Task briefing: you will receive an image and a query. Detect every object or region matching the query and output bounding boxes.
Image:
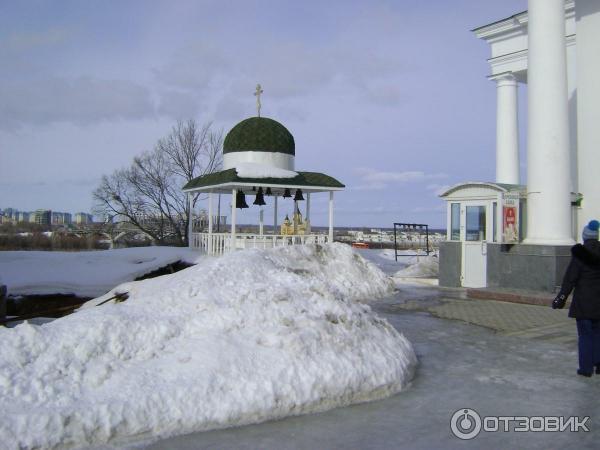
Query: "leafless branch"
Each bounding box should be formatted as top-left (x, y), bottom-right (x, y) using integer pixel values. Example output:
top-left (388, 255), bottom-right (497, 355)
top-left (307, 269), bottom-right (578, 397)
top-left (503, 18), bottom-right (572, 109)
top-left (93, 120), bottom-right (222, 245)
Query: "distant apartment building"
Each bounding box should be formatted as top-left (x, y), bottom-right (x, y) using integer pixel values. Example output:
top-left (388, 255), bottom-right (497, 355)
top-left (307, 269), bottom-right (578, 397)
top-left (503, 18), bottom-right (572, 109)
top-left (1, 207), bottom-right (96, 225)
top-left (18, 211), bottom-right (30, 223)
top-left (51, 211), bottom-right (72, 225)
top-left (74, 212), bottom-right (93, 224)
top-left (2, 208), bottom-right (18, 221)
top-left (33, 209), bottom-right (52, 225)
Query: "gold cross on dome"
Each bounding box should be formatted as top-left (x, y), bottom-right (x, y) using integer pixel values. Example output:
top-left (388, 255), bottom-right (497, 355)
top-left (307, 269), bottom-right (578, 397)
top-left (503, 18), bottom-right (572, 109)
top-left (254, 84), bottom-right (263, 117)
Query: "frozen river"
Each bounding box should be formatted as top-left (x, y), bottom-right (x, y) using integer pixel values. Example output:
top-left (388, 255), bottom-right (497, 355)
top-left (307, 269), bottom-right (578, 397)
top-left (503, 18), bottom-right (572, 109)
top-left (142, 250), bottom-right (600, 449)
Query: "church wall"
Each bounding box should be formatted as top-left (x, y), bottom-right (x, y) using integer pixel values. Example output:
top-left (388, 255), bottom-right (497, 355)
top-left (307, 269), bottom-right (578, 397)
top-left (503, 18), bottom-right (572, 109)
top-left (490, 33), bottom-right (528, 59)
top-left (567, 33), bottom-right (578, 243)
top-left (576, 0), bottom-right (600, 234)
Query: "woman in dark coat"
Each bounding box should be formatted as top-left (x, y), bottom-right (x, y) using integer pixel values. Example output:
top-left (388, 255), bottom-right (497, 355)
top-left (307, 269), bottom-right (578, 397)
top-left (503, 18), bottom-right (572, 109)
top-left (553, 220), bottom-right (600, 377)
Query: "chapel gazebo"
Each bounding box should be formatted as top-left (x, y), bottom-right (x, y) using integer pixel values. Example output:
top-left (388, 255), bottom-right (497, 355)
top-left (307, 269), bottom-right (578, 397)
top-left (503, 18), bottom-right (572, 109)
top-left (183, 111), bottom-right (344, 255)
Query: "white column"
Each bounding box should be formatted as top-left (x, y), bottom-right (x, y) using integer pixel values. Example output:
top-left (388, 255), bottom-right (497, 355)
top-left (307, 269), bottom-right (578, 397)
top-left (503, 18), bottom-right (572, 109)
top-left (306, 193), bottom-right (311, 233)
top-left (328, 191), bottom-right (334, 243)
top-left (259, 209), bottom-right (264, 236)
top-left (208, 192), bottom-right (213, 254)
top-left (231, 189), bottom-right (237, 251)
top-left (273, 196), bottom-right (278, 234)
top-left (524, 0), bottom-right (573, 245)
top-left (187, 192), bottom-right (193, 249)
top-left (495, 74), bottom-right (520, 185)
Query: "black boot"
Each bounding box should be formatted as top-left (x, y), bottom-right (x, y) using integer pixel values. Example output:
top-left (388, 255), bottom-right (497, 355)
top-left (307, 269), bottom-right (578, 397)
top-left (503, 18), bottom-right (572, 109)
top-left (578, 369), bottom-right (593, 377)
top-left (595, 364), bottom-right (600, 375)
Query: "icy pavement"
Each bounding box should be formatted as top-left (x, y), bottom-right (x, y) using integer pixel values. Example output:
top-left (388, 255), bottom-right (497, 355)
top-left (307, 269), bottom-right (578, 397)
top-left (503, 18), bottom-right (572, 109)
top-left (146, 250), bottom-right (600, 450)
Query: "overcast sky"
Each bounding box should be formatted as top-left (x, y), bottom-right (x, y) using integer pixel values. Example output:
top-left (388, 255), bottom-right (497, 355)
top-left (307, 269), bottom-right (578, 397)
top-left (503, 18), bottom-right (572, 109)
top-left (0, 0), bottom-right (528, 228)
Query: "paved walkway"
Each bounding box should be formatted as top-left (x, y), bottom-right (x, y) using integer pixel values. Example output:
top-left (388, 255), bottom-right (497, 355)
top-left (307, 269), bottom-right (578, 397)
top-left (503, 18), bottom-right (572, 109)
top-left (388, 286), bottom-right (575, 345)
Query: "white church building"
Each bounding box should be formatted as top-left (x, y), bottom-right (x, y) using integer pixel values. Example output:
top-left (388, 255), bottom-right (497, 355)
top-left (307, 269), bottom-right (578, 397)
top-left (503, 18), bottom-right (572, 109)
top-left (439, 0), bottom-right (600, 291)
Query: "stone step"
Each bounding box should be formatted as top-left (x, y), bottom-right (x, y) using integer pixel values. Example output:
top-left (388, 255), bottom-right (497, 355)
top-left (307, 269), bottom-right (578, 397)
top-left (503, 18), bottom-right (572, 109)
top-left (466, 287), bottom-right (563, 307)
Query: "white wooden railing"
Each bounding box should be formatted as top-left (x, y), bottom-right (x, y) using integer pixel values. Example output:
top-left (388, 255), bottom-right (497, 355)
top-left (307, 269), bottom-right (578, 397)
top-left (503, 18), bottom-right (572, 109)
top-left (191, 232), bottom-right (329, 255)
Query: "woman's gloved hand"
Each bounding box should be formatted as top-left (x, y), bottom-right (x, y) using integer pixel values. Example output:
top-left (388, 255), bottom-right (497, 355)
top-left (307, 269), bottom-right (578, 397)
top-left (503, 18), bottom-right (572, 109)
top-left (552, 294), bottom-right (567, 309)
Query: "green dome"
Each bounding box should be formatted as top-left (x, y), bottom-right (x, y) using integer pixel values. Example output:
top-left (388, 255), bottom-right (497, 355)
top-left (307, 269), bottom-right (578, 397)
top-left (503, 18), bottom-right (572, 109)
top-left (223, 117), bottom-right (295, 155)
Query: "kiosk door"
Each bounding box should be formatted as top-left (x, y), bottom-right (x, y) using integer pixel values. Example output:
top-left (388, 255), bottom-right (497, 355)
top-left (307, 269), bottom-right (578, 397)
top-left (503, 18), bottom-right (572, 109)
top-left (462, 205), bottom-right (487, 288)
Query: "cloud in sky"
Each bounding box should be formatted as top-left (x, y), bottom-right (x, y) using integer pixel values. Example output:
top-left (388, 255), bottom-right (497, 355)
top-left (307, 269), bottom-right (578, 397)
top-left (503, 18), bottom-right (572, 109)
top-left (412, 204), bottom-right (447, 213)
top-left (426, 183), bottom-right (452, 196)
top-left (3, 28), bottom-right (71, 52)
top-left (353, 168), bottom-right (447, 191)
top-left (149, 30), bottom-right (409, 125)
top-left (0, 77), bottom-right (155, 130)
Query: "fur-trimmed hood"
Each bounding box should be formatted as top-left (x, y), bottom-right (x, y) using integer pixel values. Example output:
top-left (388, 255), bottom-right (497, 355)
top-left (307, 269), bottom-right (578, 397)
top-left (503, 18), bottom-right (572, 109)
top-left (572, 240), bottom-right (600, 266)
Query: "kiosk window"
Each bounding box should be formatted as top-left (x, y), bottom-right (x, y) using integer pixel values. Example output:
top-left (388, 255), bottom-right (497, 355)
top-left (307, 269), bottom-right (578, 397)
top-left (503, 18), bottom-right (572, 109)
top-left (466, 206), bottom-right (486, 241)
top-left (451, 203), bottom-right (460, 240)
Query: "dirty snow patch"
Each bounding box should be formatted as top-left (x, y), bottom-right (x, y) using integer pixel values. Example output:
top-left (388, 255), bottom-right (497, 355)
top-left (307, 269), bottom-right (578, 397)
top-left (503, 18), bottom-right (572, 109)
top-left (394, 255), bottom-right (439, 278)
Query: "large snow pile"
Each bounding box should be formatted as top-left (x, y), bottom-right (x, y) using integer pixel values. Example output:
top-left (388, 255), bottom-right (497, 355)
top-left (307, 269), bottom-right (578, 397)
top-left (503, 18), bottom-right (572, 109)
top-left (0, 247), bottom-right (202, 297)
top-left (394, 255), bottom-right (439, 278)
top-left (0, 243), bottom-right (416, 449)
top-left (235, 162), bottom-right (298, 179)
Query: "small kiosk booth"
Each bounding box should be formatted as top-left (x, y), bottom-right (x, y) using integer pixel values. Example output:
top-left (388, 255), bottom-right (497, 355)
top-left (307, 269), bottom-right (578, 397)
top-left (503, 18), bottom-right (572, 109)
top-left (439, 182), bottom-right (581, 291)
top-left (439, 182), bottom-right (526, 288)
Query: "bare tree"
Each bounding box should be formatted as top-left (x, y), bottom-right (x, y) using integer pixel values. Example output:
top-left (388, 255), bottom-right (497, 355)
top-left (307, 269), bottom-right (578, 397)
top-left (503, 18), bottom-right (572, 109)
top-left (93, 120), bottom-right (222, 245)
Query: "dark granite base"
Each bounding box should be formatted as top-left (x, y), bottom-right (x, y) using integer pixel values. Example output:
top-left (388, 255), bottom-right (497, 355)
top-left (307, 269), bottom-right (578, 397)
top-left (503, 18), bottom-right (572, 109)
top-left (439, 241), bottom-right (462, 288)
top-left (439, 242), bottom-right (573, 294)
top-left (486, 243), bottom-right (572, 293)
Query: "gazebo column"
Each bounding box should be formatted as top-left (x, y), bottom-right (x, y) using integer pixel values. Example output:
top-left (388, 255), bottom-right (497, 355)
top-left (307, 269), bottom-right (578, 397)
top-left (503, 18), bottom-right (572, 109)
top-left (494, 73), bottom-right (520, 185)
top-left (328, 191), bottom-right (334, 243)
top-left (187, 192), bottom-right (193, 249)
top-left (524, 0), bottom-right (573, 245)
top-left (230, 188), bottom-right (237, 252)
top-left (273, 196), bottom-right (278, 234)
top-left (259, 209), bottom-right (264, 236)
top-left (293, 200), bottom-right (298, 234)
top-left (208, 192), bottom-right (213, 254)
top-left (306, 193), bottom-right (311, 233)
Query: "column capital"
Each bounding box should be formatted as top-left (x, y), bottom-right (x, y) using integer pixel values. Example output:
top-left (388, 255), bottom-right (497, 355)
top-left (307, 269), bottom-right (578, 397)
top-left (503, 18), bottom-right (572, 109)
top-left (490, 72), bottom-right (518, 87)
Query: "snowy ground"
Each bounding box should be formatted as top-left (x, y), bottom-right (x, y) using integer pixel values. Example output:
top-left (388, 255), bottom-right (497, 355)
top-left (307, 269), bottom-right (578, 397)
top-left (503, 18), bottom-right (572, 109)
top-left (0, 244), bottom-right (416, 449)
top-left (355, 249), bottom-right (439, 281)
top-left (377, 248), bottom-right (431, 262)
top-left (393, 256), bottom-right (438, 279)
top-left (150, 251), bottom-right (600, 450)
top-left (0, 247), bottom-right (202, 297)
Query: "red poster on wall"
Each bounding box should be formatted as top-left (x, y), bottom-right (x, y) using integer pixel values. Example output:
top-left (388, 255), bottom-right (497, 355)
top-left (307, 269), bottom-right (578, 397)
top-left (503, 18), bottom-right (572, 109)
top-left (502, 194), bottom-right (519, 243)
